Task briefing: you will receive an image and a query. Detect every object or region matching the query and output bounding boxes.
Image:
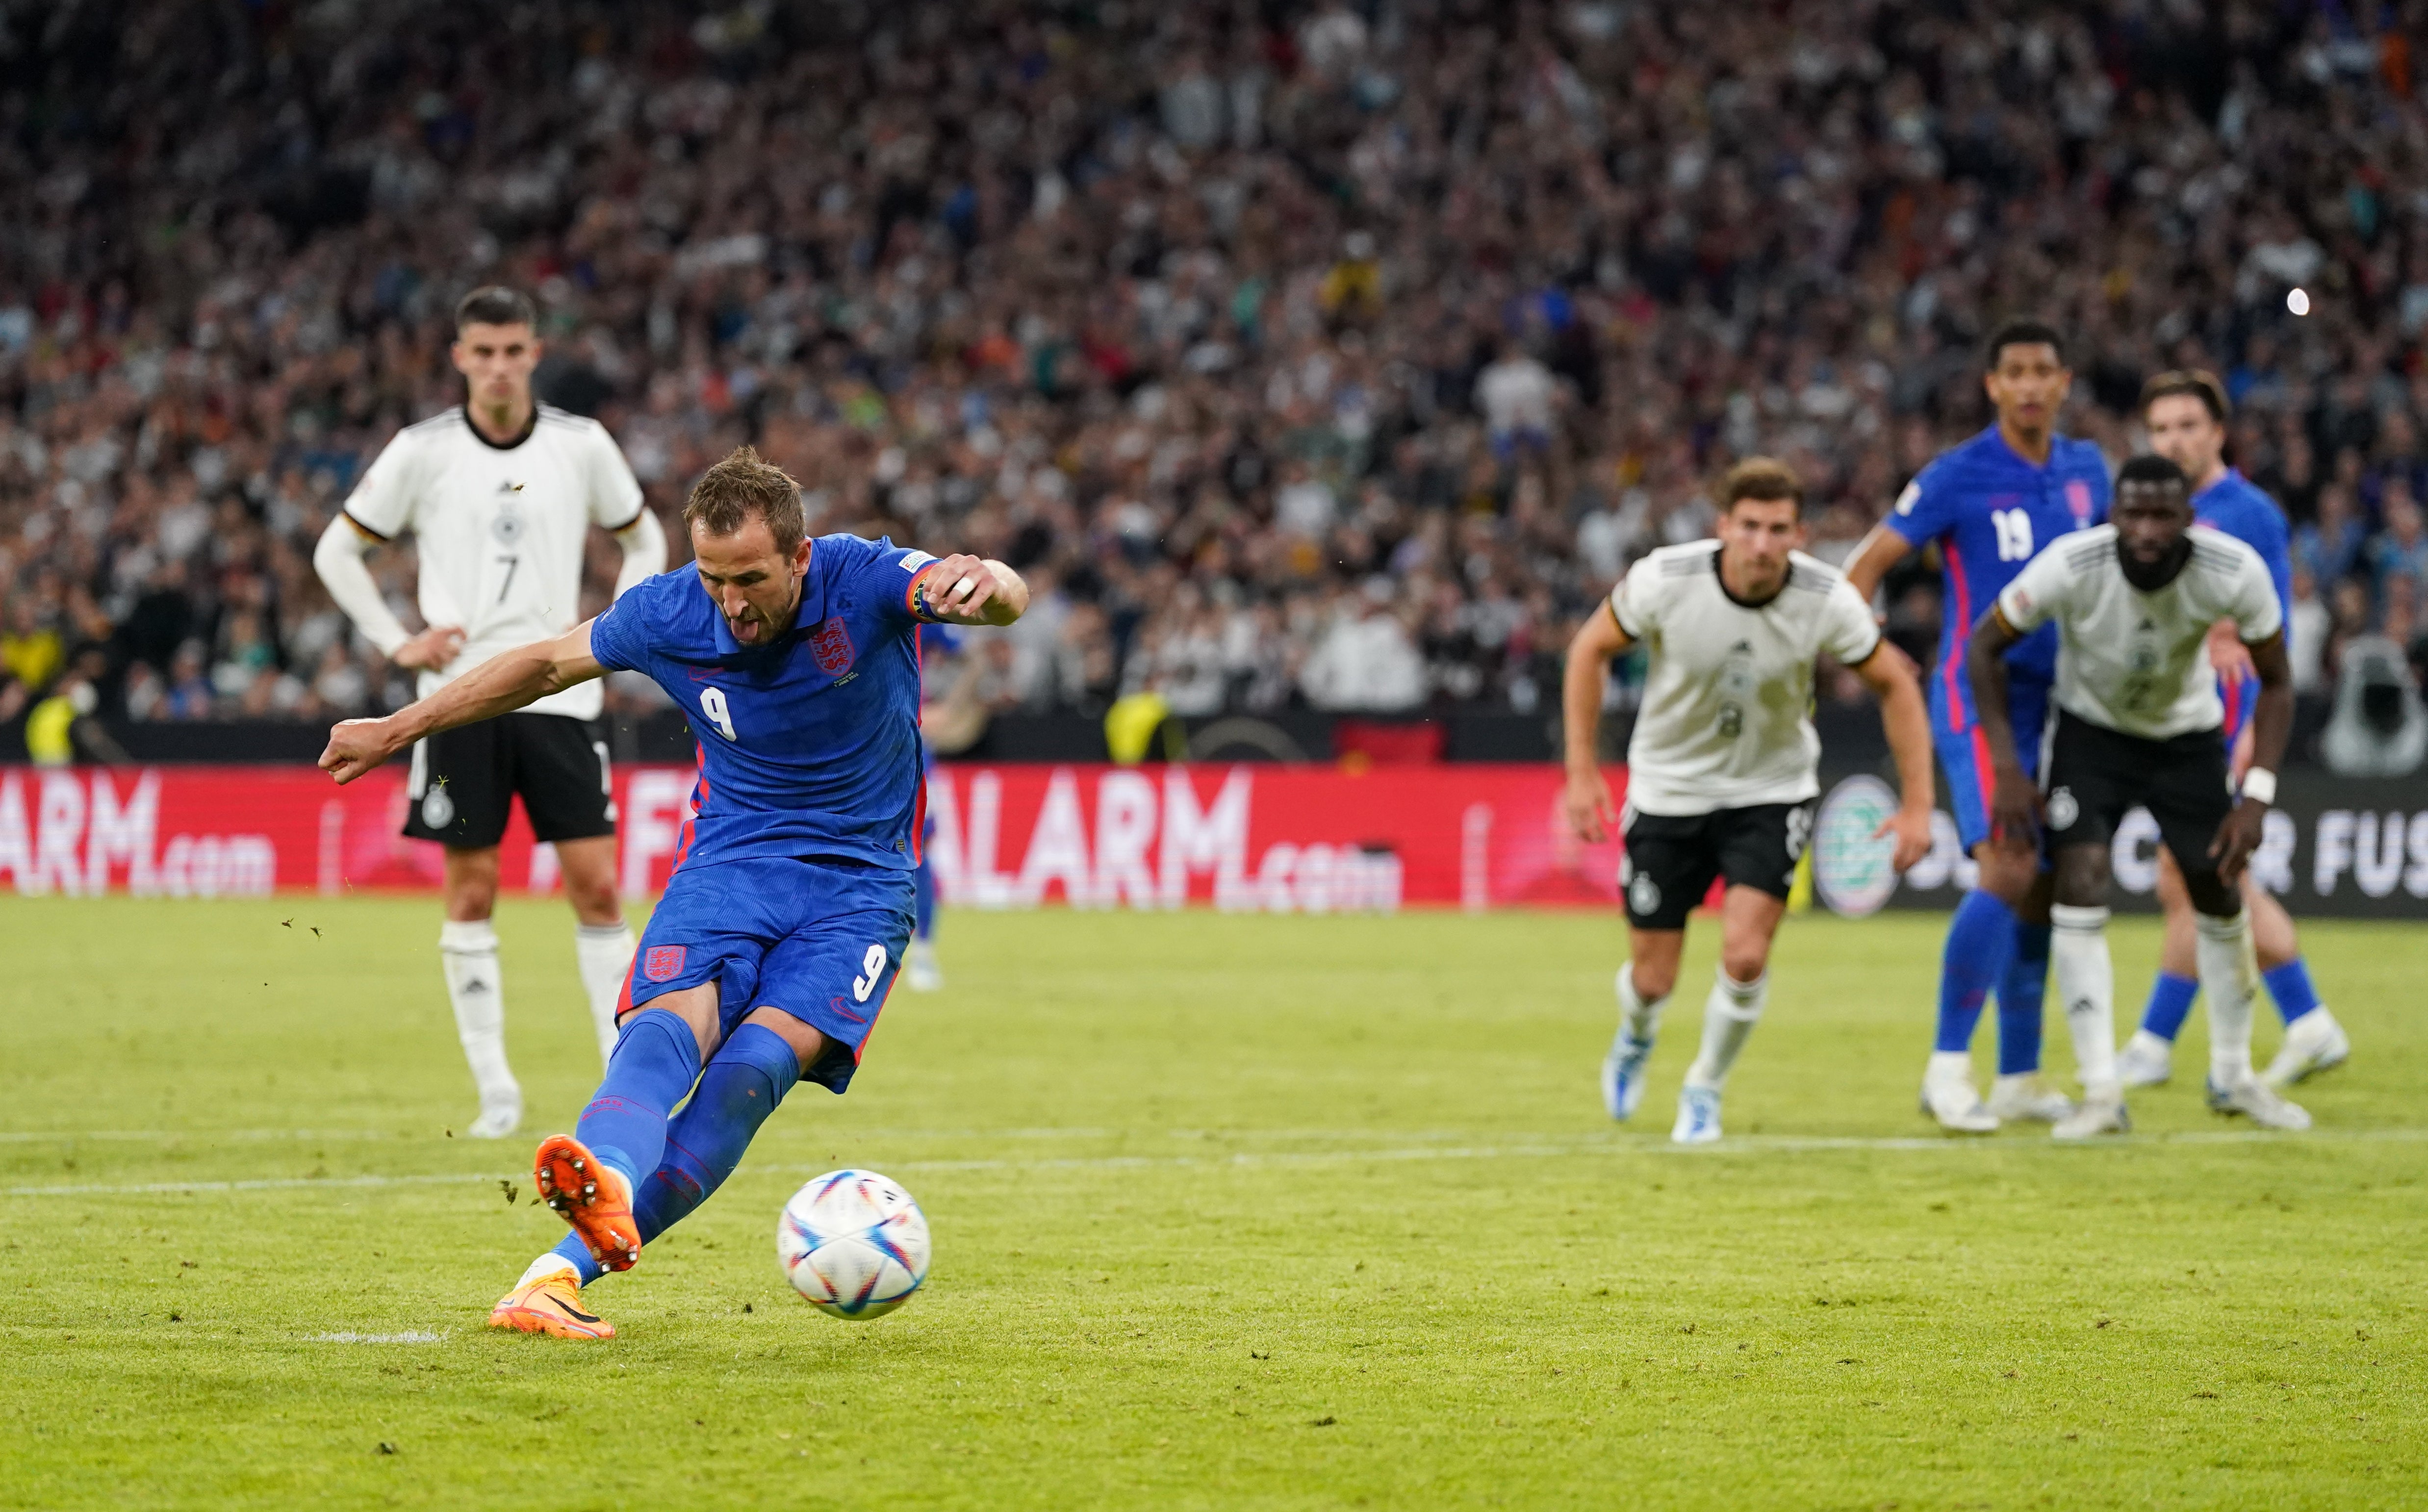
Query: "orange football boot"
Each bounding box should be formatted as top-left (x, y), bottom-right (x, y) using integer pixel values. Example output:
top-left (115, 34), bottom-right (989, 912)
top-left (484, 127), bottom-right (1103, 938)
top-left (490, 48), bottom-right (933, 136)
top-left (533, 1134), bottom-right (641, 1271)
top-left (487, 1269), bottom-right (614, 1339)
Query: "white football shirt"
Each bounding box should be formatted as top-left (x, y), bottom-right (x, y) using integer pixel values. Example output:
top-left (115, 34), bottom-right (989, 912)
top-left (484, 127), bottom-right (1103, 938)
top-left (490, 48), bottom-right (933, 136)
top-left (1995, 523), bottom-right (2282, 740)
top-left (344, 405), bottom-right (645, 720)
top-left (1610, 541), bottom-right (1884, 816)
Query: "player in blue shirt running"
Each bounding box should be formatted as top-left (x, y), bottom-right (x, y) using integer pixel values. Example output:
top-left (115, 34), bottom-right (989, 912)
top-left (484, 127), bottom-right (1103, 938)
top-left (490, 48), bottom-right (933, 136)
top-left (320, 446), bottom-right (1027, 1339)
top-left (2116, 371), bottom-right (2350, 1090)
top-left (1844, 320), bottom-right (2111, 1133)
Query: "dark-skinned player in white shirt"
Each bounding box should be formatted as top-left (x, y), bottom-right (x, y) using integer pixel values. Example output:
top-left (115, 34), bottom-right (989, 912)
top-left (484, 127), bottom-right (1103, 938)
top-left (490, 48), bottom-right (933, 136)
top-left (1968, 455), bottom-right (2307, 1138)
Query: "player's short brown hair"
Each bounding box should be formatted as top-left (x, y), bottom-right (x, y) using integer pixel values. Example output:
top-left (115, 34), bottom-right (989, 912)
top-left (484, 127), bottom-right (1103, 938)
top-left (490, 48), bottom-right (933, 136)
top-left (454, 285), bottom-right (537, 332)
top-left (685, 446), bottom-right (806, 555)
top-left (2138, 368), bottom-right (2230, 424)
top-left (1720, 456), bottom-right (1803, 515)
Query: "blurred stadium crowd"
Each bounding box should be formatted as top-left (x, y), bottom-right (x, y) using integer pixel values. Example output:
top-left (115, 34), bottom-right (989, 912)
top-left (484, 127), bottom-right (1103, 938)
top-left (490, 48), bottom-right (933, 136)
top-left (3, 0), bottom-right (2428, 736)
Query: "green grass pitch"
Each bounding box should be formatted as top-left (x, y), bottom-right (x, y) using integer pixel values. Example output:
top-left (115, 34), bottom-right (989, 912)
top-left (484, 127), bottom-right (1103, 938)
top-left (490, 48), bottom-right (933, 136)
top-left (2, 897), bottom-right (2422, 1510)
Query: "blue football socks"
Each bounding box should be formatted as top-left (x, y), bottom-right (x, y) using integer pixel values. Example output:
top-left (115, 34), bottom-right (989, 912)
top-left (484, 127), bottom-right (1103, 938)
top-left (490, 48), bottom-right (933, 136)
top-left (549, 1023), bottom-right (799, 1286)
top-left (2139, 971), bottom-right (2199, 1043)
top-left (2262, 958), bottom-right (2322, 1027)
top-left (2127, 956), bottom-right (2320, 1042)
top-left (1994, 922), bottom-right (2050, 1076)
top-left (1935, 889), bottom-right (2018, 1054)
top-left (636, 1024), bottom-right (800, 1240)
top-left (548, 1229), bottom-right (605, 1284)
top-left (573, 1007), bottom-right (702, 1194)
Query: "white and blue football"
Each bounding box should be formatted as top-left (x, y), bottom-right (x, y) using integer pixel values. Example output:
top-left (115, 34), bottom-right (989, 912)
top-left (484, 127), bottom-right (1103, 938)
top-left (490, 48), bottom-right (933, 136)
top-left (776, 1169), bottom-right (931, 1319)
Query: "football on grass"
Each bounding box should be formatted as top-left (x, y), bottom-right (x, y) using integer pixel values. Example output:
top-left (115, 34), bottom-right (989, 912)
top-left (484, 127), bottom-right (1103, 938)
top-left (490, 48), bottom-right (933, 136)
top-left (777, 1169), bottom-right (931, 1319)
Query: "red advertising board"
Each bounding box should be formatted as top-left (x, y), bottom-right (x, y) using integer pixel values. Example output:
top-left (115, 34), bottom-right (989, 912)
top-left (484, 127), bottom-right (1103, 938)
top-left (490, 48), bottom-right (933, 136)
top-left (921, 764), bottom-right (1631, 911)
top-left (11, 762), bottom-right (2424, 915)
top-left (0, 763), bottom-right (1633, 909)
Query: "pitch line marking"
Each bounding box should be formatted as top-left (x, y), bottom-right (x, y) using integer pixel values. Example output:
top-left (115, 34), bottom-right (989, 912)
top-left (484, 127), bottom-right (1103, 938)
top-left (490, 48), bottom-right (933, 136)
top-left (6, 1126), bottom-right (2423, 1199)
top-left (311, 1331), bottom-right (448, 1344)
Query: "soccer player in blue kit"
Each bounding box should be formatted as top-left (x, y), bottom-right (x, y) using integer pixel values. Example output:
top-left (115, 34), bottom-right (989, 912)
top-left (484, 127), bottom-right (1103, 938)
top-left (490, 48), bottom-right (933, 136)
top-left (319, 447), bottom-right (1027, 1338)
top-left (1843, 322), bottom-right (2111, 1132)
top-left (2116, 371), bottom-right (2350, 1089)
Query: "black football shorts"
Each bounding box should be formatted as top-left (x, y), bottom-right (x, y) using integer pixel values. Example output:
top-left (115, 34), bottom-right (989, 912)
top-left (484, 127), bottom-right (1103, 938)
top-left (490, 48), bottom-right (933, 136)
top-left (2039, 708), bottom-right (2231, 873)
top-left (1619, 799), bottom-right (1815, 930)
top-left (403, 713), bottom-right (617, 849)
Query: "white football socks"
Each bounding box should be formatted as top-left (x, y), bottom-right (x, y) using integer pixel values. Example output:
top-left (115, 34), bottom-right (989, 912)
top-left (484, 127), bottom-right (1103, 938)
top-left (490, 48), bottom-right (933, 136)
top-left (2195, 910), bottom-right (2259, 1085)
top-left (518, 1252), bottom-right (579, 1288)
top-left (1616, 962), bottom-right (1668, 1043)
top-left (439, 919), bottom-right (520, 1124)
top-left (574, 921), bottom-right (638, 1067)
top-left (2050, 904), bottom-right (2119, 1098)
top-left (1683, 968), bottom-right (1765, 1091)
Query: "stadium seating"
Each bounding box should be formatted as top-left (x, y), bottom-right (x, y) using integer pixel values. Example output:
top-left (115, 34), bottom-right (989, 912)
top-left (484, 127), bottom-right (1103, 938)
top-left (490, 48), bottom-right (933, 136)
top-left (0, 2), bottom-right (2424, 742)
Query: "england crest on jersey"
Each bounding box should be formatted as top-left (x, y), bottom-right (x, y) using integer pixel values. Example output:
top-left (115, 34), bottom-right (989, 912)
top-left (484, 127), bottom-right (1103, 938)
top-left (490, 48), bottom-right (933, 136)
top-left (810, 616), bottom-right (856, 675)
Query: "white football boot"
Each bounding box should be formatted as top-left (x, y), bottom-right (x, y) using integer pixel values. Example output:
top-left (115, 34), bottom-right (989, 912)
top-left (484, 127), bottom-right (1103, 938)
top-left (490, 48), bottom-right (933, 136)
top-left (2262, 1009), bottom-right (2350, 1086)
top-left (1671, 1085), bottom-right (1723, 1145)
top-left (903, 938), bottom-right (944, 993)
top-left (1918, 1052), bottom-right (1998, 1133)
top-left (2051, 1091), bottom-right (2130, 1140)
top-left (1987, 1073), bottom-right (2074, 1123)
top-left (2206, 1073), bottom-right (2312, 1131)
top-left (466, 1093), bottom-right (523, 1140)
top-left (1602, 1029), bottom-right (1655, 1121)
top-left (2115, 1030), bottom-right (2173, 1088)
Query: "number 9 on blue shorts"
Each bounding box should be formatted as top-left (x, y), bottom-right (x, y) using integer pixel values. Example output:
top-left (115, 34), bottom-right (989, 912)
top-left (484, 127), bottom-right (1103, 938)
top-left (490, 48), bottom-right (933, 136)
top-left (622, 856), bottom-right (917, 1094)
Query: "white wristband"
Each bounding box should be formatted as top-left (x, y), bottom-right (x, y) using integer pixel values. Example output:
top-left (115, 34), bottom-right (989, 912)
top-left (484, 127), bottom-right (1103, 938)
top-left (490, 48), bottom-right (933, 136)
top-left (2240, 767), bottom-right (2277, 806)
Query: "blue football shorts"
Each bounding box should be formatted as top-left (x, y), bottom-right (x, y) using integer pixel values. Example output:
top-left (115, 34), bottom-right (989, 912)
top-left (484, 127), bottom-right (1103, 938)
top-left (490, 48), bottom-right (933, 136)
top-left (1937, 678), bottom-right (2049, 854)
top-left (619, 855), bottom-right (916, 1094)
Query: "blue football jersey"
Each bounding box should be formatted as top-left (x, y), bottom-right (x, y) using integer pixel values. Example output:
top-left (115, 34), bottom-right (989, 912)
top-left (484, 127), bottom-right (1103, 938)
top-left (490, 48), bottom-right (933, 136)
top-left (589, 533), bottom-right (940, 871)
top-left (2193, 467), bottom-right (2294, 744)
top-left (2193, 468), bottom-right (2293, 632)
top-left (1884, 426), bottom-right (2111, 732)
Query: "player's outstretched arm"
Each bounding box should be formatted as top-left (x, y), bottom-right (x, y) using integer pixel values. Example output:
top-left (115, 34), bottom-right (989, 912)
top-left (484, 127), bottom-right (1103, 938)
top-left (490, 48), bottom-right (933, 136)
top-left (913, 554), bottom-right (1029, 627)
top-left (318, 620), bottom-right (607, 785)
top-left (1964, 607), bottom-right (2039, 851)
top-left (1848, 645), bottom-right (1936, 871)
top-left (1560, 603), bottom-right (1633, 843)
top-left (2210, 631), bottom-right (2293, 883)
